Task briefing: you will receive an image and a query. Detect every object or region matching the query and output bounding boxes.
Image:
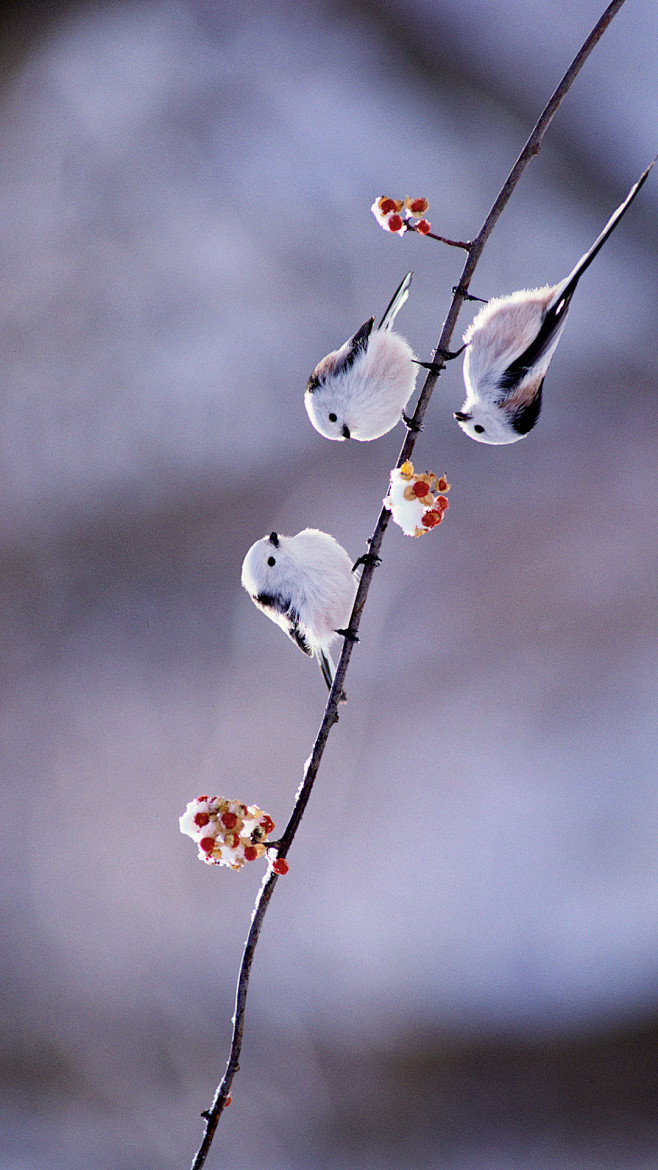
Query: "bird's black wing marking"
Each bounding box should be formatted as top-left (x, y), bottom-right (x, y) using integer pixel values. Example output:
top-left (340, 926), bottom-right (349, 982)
top-left (509, 379), bottom-right (544, 435)
top-left (254, 590), bottom-right (290, 617)
top-left (305, 372), bottom-right (320, 394)
top-left (497, 293), bottom-right (572, 394)
top-left (288, 619), bottom-right (313, 657)
top-left (255, 592), bottom-right (313, 658)
top-left (335, 317), bottom-right (375, 374)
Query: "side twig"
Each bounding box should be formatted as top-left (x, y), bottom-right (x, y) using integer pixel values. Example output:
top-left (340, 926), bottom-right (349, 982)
top-left (190, 3), bottom-right (627, 1165)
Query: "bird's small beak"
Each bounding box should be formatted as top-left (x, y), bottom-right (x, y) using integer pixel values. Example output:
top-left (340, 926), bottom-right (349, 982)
top-left (342, 424), bottom-right (351, 440)
top-left (454, 410), bottom-right (472, 422)
top-left (269, 531), bottom-right (279, 547)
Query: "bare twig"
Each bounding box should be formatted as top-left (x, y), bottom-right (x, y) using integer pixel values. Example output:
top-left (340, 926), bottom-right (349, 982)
top-left (189, 3), bottom-right (627, 1165)
top-left (407, 222), bottom-right (472, 250)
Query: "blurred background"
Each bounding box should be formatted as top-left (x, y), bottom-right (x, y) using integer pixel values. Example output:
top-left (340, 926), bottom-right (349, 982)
top-left (1, 1), bottom-right (657, 1167)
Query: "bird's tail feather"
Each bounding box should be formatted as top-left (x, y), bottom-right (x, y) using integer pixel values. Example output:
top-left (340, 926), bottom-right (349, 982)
top-left (379, 271), bottom-right (413, 331)
top-left (317, 649), bottom-right (347, 702)
top-left (550, 156), bottom-right (656, 311)
top-left (318, 649), bottom-right (335, 690)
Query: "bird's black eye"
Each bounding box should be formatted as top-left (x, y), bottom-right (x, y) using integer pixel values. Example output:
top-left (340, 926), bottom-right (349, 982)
top-left (267, 556), bottom-right (276, 567)
top-left (474, 424), bottom-right (485, 434)
top-left (328, 412), bottom-right (338, 423)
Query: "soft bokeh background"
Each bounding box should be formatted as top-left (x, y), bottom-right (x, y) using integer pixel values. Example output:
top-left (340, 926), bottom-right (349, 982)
top-left (1, 1), bottom-right (657, 1167)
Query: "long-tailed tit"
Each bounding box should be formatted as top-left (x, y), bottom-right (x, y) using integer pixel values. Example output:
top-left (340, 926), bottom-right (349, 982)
top-left (304, 272), bottom-right (418, 441)
top-left (241, 528), bottom-right (358, 690)
top-left (449, 157), bottom-right (655, 445)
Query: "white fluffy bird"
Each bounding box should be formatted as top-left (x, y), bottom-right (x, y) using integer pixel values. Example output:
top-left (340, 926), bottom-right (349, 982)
top-left (451, 157), bottom-right (656, 445)
top-left (304, 272), bottom-right (418, 441)
top-left (241, 528), bottom-right (358, 689)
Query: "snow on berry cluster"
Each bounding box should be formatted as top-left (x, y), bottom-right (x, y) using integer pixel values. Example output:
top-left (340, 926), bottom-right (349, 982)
top-left (179, 796), bottom-right (276, 869)
top-left (383, 460), bottom-right (450, 537)
top-left (371, 196), bottom-right (431, 236)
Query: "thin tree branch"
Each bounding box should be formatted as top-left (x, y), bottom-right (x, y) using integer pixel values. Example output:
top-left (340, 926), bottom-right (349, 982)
top-left (189, 3), bottom-right (627, 1164)
top-left (407, 223), bottom-right (472, 250)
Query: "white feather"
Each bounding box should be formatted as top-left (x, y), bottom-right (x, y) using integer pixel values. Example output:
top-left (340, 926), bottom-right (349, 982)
top-left (305, 330), bottom-right (417, 441)
top-left (241, 528), bottom-right (357, 670)
top-left (305, 274), bottom-right (418, 442)
top-left (454, 158), bottom-right (655, 446)
top-left (462, 287), bottom-right (556, 399)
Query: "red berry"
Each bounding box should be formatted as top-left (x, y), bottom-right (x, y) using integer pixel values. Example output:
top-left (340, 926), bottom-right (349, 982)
top-left (272, 858), bottom-right (289, 875)
top-left (415, 219), bottom-right (431, 234)
top-left (225, 1094), bottom-right (232, 1107)
top-left (436, 495), bottom-right (449, 511)
top-left (194, 812), bottom-right (210, 828)
top-left (199, 837), bottom-right (215, 853)
top-left (221, 811), bottom-right (238, 830)
top-left (260, 815), bottom-right (275, 835)
top-left (380, 198), bottom-right (396, 214)
top-left (388, 214), bottom-right (403, 233)
top-left (436, 478), bottom-right (448, 491)
top-left (197, 795), bottom-right (208, 802)
top-left (412, 480), bottom-right (430, 497)
top-left (244, 845), bottom-right (258, 862)
top-left (421, 510), bottom-right (443, 528)
top-left (227, 833), bottom-right (240, 848)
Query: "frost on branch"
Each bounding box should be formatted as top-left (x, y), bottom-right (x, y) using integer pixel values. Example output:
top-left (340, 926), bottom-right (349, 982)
top-left (384, 460), bottom-right (450, 537)
top-left (180, 796), bottom-right (275, 869)
top-left (371, 195), bottom-right (431, 236)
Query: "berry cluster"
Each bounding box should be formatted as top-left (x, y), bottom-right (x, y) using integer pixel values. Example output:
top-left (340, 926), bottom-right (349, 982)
top-left (383, 460), bottom-right (450, 537)
top-left (371, 196), bottom-right (431, 236)
top-left (179, 795), bottom-right (287, 871)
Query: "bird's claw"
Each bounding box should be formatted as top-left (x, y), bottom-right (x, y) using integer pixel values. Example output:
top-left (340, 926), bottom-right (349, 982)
top-left (413, 346), bottom-right (466, 374)
top-left (336, 627), bottom-right (359, 643)
top-left (402, 412), bottom-right (423, 433)
top-left (414, 344), bottom-right (466, 373)
top-left (452, 285), bottom-right (488, 304)
top-left (352, 553), bottom-right (381, 572)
